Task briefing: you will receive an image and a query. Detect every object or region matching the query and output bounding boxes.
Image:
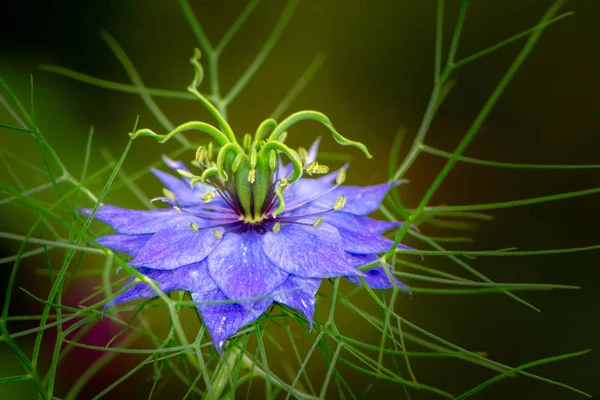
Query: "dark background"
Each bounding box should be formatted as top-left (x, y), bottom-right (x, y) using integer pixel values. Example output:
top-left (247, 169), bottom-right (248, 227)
top-left (1, 1), bottom-right (598, 399)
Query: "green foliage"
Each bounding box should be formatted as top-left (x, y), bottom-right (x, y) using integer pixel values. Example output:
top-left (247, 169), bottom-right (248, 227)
top-left (0, 0), bottom-right (594, 398)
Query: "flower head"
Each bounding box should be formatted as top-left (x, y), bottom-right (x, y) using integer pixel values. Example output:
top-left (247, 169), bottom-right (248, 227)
top-left (84, 50), bottom-right (410, 352)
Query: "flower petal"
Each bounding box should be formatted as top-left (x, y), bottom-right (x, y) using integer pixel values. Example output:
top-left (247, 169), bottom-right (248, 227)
top-left (343, 253), bottom-right (410, 292)
top-left (262, 223), bottom-right (359, 277)
top-left (110, 261), bottom-right (217, 305)
top-left (130, 221), bottom-right (223, 270)
top-left (207, 232), bottom-right (288, 310)
top-left (96, 234), bottom-right (152, 257)
top-left (272, 275), bottom-right (320, 328)
top-left (325, 212), bottom-right (401, 234)
top-left (284, 180), bottom-right (403, 216)
top-left (305, 137), bottom-right (321, 165)
top-left (193, 289), bottom-right (271, 353)
top-left (81, 206), bottom-right (188, 234)
top-left (345, 266), bottom-right (410, 292)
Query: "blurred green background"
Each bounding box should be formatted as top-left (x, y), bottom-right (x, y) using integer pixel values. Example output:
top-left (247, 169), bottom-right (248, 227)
top-left (1, 0), bottom-right (599, 398)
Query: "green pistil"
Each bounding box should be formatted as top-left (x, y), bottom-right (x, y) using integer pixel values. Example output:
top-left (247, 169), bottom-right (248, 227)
top-left (129, 49), bottom-right (373, 221)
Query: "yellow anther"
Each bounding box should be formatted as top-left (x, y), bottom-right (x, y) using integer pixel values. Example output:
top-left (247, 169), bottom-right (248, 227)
top-left (313, 216), bottom-right (323, 227)
top-left (202, 191), bottom-right (216, 203)
top-left (268, 150), bottom-right (277, 171)
top-left (306, 161), bottom-right (318, 175)
top-left (243, 133), bottom-right (252, 150)
top-left (333, 196), bottom-right (346, 211)
top-left (177, 169), bottom-right (196, 179)
top-left (196, 146), bottom-right (206, 164)
top-left (213, 230), bottom-right (223, 239)
top-left (273, 222), bottom-right (281, 233)
top-left (314, 165), bottom-right (329, 174)
top-left (306, 161), bottom-right (328, 175)
top-left (207, 142), bottom-right (214, 160)
top-left (174, 206), bottom-right (182, 212)
top-left (190, 222), bottom-right (199, 232)
top-left (298, 147), bottom-right (308, 162)
top-left (280, 178), bottom-right (290, 188)
top-left (336, 168), bottom-right (346, 185)
top-left (248, 169), bottom-right (256, 184)
top-left (162, 188), bottom-right (176, 201)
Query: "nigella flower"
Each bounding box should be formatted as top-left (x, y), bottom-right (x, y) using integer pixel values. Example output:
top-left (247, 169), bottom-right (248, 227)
top-left (83, 50), bottom-right (410, 352)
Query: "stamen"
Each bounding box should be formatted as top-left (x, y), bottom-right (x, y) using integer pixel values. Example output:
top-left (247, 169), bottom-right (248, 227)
top-left (336, 168), bottom-right (346, 185)
top-left (177, 169), bottom-right (196, 179)
top-left (213, 230), bottom-right (223, 239)
top-left (190, 222), bottom-right (199, 232)
top-left (298, 147), bottom-right (308, 163)
top-left (162, 188), bottom-right (176, 201)
top-left (248, 169), bottom-right (256, 184)
top-left (196, 146), bottom-right (205, 164)
top-left (312, 216), bottom-right (323, 227)
top-left (272, 222), bottom-right (281, 233)
top-left (207, 141), bottom-right (214, 160)
top-left (203, 191), bottom-right (216, 203)
top-left (268, 150), bottom-right (277, 171)
top-left (333, 196), bottom-right (346, 211)
top-left (306, 161), bottom-right (329, 175)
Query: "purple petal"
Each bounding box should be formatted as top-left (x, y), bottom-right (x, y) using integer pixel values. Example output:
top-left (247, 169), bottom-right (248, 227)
top-left (305, 137), bottom-right (321, 165)
top-left (96, 234), bottom-right (152, 257)
top-left (284, 180), bottom-right (402, 216)
top-left (338, 227), bottom-right (396, 254)
top-left (345, 266), bottom-right (410, 292)
top-left (130, 221), bottom-right (223, 270)
top-left (151, 168), bottom-right (212, 205)
top-left (161, 154), bottom-right (190, 174)
top-left (272, 275), bottom-right (321, 328)
top-left (81, 206), bottom-right (188, 234)
top-left (207, 232), bottom-right (288, 310)
top-left (193, 289), bottom-right (271, 353)
top-left (110, 261), bottom-right (217, 305)
top-left (323, 212), bottom-right (401, 234)
top-left (344, 252), bottom-right (378, 267)
top-left (262, 223), bottom-right (359, 278)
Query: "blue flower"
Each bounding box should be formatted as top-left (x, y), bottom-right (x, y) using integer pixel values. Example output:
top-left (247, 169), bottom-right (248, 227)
top-left (83, 139), bottom-right (410, 352)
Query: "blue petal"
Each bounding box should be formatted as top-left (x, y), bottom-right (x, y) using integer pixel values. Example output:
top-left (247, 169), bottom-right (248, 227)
top-left (284, 180), bottom-right (401, 216)
top-left (344, 252), bottom-right (377, 267)
top-left (193, 289), bottom-right (271, 353)
top-left (343, 253), bottom-right (410, 292)
top-left (323, 212), bottom-right (401, 234)
top-left (305, 137), bottom-right (321, 165)
top-left (81, 206), bottom-right (188, 234)
top-left (150, 168), bottom-right (214, 205)
top-left (345, 266), bottom-right (410, 292)
top-left (262, 223), bottom-right (359, 277)
top-left (96, 234), bottom-right (152, 257)
top-left (130, 221), bottom-right (223, 270)
top-left (272, 275), bottom-right (321, 328)
top-left (161, 154), bottom-right (190, 174)
top-left (110, 261), bottom-right (217, 305)
top-left (207, 232), bottom-right (288, 311)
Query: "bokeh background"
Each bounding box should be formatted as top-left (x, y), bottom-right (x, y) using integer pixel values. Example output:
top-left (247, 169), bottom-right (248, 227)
top-left (1, 0), bottom-right (598, 399)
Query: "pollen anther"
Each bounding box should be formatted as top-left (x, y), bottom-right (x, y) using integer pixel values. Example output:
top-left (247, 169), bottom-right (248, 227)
top-left (190, 222), bottom-right (199, 232)
top-left (333, 196), bottom-right (346, 211)
top-left (162, 188), bottom-right (176, 201)
top-left (202, 191), bottom-right (216, 203)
